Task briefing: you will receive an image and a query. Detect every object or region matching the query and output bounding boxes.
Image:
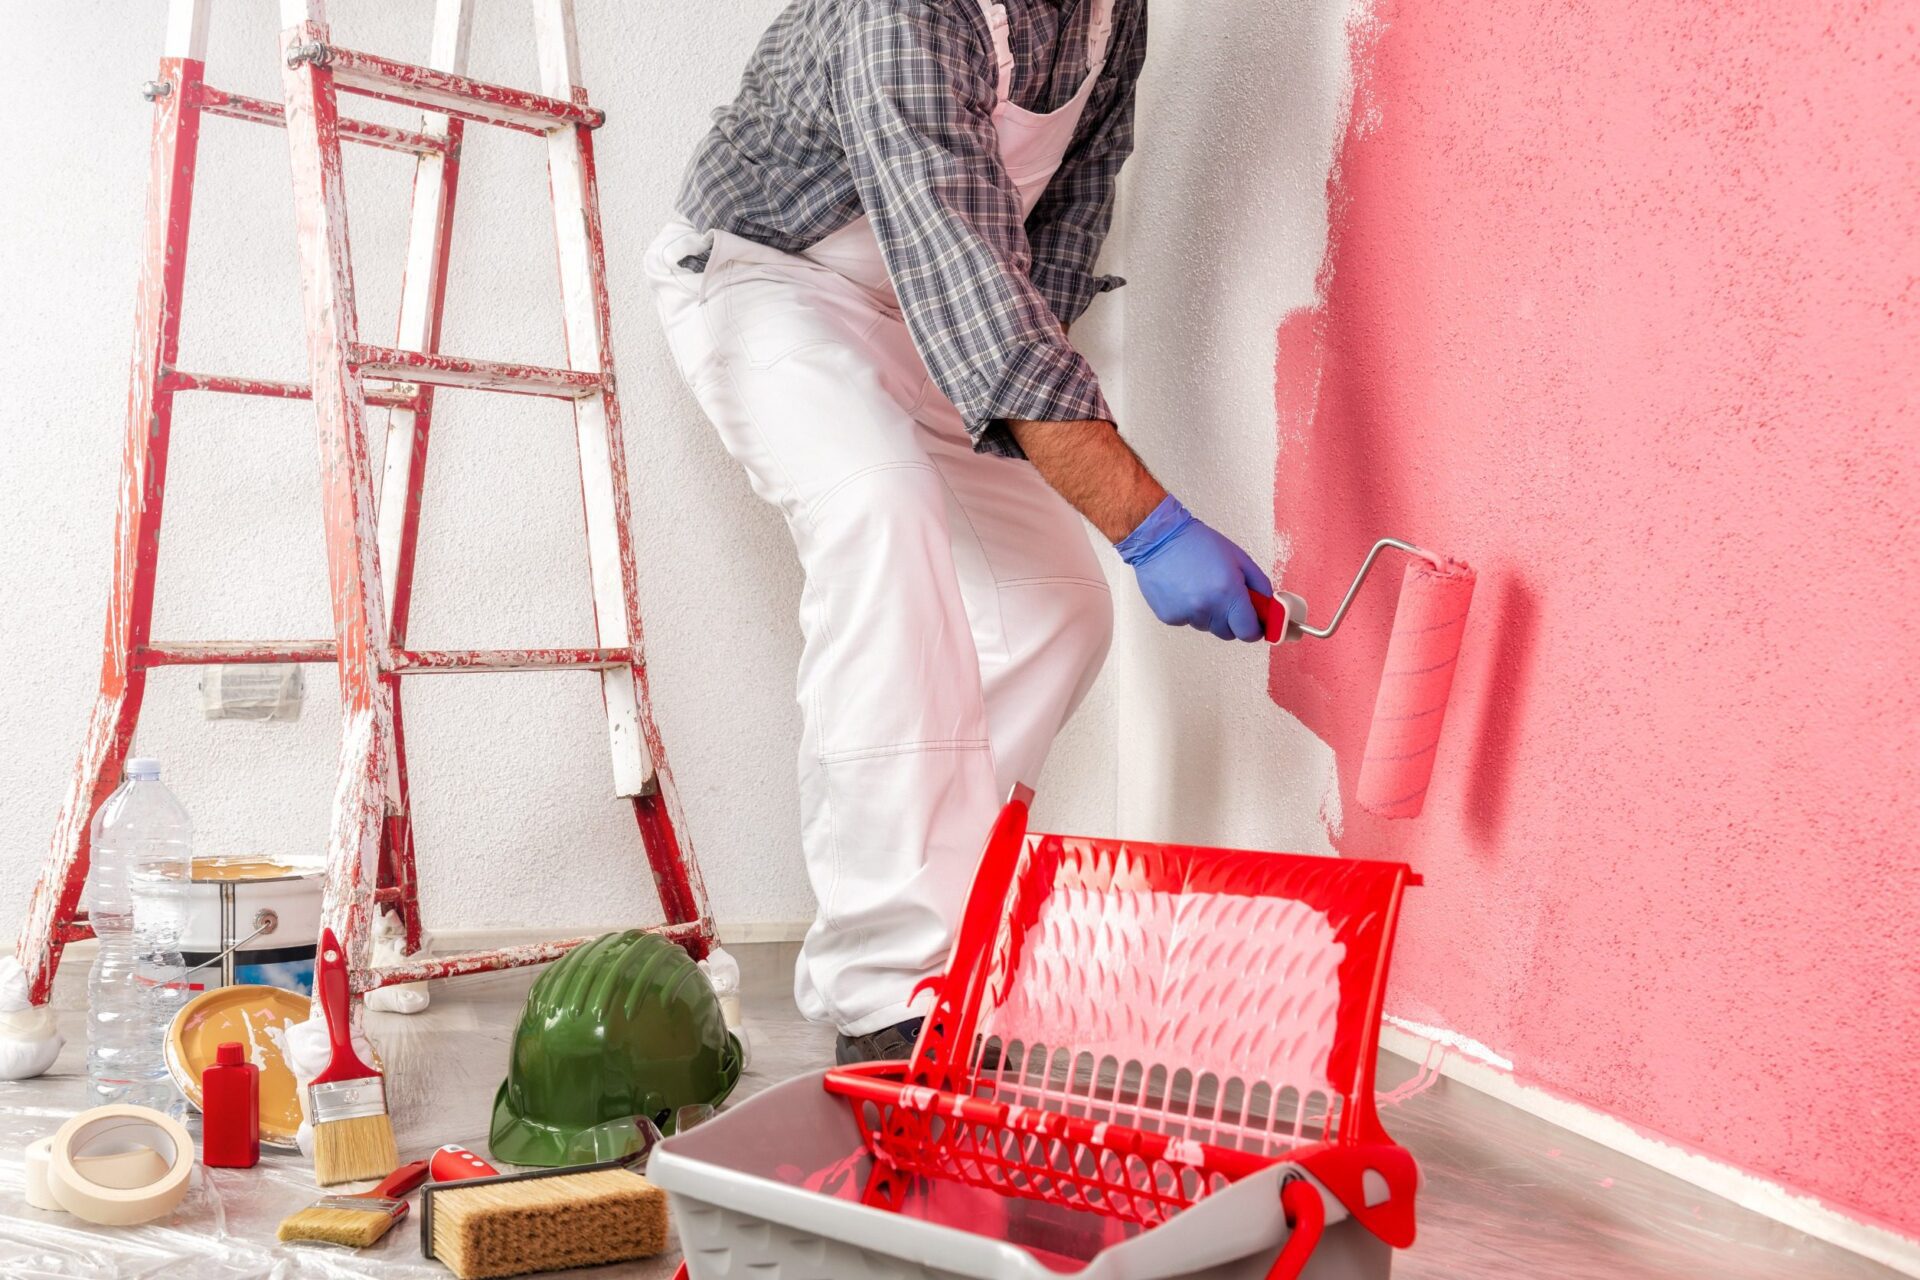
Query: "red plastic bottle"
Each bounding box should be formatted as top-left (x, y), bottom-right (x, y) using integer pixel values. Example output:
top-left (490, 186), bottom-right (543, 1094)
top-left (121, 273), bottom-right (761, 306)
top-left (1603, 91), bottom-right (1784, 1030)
top-left (201, 1041), bottom-right (260, 1168)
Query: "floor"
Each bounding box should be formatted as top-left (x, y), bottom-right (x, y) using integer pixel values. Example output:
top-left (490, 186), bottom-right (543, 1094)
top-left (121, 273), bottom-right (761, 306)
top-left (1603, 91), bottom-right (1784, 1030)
top-left (0, 943), bottom-right (1900, 1279)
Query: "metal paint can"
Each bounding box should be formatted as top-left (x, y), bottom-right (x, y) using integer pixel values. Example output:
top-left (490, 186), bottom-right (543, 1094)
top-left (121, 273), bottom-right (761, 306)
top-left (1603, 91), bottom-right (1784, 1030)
top-left (179, 859), bottom-right (323, 995)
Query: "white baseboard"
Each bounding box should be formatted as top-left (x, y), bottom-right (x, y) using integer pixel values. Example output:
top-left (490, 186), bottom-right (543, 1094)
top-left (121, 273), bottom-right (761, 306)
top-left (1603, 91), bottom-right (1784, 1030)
top-left (1379, 1025), bottom-right (1920, 1278)
top-left (429, 920), bottom-right (811, 949)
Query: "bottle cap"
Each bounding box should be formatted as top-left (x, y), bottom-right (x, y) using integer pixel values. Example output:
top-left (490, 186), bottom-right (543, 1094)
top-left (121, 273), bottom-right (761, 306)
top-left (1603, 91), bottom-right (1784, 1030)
top-left (215, 1041), bottom-right (245, 1067)
top-left (125, 758), bottom-right (161, 781)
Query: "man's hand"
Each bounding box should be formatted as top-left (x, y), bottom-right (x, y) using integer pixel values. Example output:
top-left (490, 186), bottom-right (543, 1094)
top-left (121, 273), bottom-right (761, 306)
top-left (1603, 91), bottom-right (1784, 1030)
top-left (1115, 496), bottom-right (1272, 641)
top-left (1008, 420), bottom-right (1272, 642)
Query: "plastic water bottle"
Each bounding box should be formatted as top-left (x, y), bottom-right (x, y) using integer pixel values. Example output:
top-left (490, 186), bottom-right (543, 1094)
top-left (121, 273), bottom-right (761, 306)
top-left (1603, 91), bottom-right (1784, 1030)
top-left (84, 758), bottom-right (192, 1114)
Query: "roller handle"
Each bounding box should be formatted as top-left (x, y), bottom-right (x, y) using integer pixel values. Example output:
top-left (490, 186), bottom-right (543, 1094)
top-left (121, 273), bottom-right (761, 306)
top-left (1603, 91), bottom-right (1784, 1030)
top-left (1265, 1177), bottom-right (1327, 1279)
top-left (1248, 591), bottom-right (1288, 644)
top-left (1251, 538), bottom-right (1442, 646)
top-left (310, 927), bottom-right (378, 1086)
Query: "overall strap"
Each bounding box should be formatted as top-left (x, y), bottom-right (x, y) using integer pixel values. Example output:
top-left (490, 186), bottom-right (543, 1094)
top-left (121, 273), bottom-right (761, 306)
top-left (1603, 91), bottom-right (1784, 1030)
top-left (974, 1), bottom-right (1016, 103)
top-left (1084, 0), bottom-right (1118, 73)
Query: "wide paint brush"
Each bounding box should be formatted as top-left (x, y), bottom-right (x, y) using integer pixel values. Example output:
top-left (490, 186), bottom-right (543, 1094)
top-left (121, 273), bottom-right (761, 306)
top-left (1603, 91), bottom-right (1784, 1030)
top-left (309, 927), bottom-right (399, 1185)
top-left (277, 1158), bottom-right (429, 1247)
top-left (1253, 538), bottom-right (1476, 819)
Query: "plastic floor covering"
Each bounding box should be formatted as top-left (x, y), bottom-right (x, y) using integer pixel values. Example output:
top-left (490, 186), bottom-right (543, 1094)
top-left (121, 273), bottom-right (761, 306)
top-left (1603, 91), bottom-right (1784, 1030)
top-left (0, 941), bottom-right (1903, 1279)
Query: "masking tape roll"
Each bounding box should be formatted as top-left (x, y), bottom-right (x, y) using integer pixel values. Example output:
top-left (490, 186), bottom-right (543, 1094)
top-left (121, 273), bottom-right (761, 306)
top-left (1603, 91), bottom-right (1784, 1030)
top-left (24, 1136), bottom-right (58, 1210)
top-left (46, 1105), bottom-right (194, 1225)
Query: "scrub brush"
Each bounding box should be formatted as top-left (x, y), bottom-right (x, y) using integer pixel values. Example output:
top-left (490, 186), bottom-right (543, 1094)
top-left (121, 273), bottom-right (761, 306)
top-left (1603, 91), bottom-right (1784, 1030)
top-left (277, 1158), bottom-right (429, 1247)
top-left (310, 927), bottom-right (400, 1184)
top-left (420, 1150), bottom-right (670, 1279)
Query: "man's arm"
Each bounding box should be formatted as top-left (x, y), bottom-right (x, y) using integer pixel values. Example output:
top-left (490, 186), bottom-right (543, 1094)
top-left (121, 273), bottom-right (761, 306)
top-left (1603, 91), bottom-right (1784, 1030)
top-left (1008, 418), bottom-right (1163, 541)
top-left (836, 6), bottom-right (1112, 447)
top-left (839, 7), bottom-right (1267, 642)
top-left (1012, 419), bottom-right (1273, 643)
top-left (1024, 5), bottom-right (1146, 331)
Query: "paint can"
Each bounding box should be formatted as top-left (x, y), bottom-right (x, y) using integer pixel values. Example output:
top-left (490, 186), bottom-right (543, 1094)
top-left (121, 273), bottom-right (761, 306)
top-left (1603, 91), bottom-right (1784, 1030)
top-left (179, 858), bottom-right (323, 995)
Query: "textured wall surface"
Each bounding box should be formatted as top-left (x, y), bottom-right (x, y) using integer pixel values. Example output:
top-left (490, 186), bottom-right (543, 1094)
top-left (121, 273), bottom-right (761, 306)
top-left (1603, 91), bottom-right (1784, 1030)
top-left (0, 1), bottom-right (1116, 944)
top-left (1270, 0), bottom-right (1920, 1236)
top-left (1101, 0), bottom-right (1356, 853)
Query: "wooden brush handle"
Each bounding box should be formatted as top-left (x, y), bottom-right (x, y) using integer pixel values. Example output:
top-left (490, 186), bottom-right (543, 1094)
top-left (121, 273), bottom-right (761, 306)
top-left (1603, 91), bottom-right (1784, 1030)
top-left (365, 1159), bottom-right (432, 1200)
top-left (311, 927), bottom-right (378, 1085)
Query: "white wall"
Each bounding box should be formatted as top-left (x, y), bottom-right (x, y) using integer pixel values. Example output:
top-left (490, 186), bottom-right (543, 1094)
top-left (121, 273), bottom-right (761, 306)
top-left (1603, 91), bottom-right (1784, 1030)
top-left (0, 0), bottom-right (1348, 947)
top-left (1103, 0), bottom-right (1354, 853)
top-left (0, 0), bottom-right (1110, 946)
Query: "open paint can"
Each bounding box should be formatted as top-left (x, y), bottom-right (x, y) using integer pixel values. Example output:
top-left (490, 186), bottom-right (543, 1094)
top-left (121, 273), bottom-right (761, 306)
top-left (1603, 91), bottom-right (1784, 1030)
top-left (180, 858), bottom-right (323, 995)
top-left (166, 985), bottom-right (313, 1148)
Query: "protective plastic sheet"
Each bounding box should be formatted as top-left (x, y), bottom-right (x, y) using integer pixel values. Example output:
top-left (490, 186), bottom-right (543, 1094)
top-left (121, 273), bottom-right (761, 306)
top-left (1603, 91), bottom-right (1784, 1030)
top-left (0, 967), bottom-right (686, 1279)
top-left (0, 951), bottom-right (1901, 1279)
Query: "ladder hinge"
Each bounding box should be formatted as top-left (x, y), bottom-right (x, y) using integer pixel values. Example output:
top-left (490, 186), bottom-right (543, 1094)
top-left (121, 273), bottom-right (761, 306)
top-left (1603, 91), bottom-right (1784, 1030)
top-left (286, 40), bottom-right (333, 70)
top-left (141, 79), bottom-right (173, 101)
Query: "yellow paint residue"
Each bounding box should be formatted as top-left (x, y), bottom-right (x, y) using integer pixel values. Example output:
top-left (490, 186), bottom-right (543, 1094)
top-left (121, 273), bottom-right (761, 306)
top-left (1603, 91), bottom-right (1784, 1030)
top-left (189, 857), bottom-right (299, 882)
top-left (168, 985), bottom-right (309, 1146)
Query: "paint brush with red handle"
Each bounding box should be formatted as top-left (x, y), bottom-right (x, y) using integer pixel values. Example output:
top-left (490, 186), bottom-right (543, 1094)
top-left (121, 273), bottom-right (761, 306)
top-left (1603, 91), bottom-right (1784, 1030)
top-left (277, 1157), bottom-right (430, 1247)
top-left (310, 927), bottom-right (400, 1185)
top-left (1252, 538), bottom-right (1476, 819)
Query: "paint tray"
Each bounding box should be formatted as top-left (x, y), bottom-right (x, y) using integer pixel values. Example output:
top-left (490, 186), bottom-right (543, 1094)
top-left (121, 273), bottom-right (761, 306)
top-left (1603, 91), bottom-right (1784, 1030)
top-left (651, 787), bottom-right (1422, 1279)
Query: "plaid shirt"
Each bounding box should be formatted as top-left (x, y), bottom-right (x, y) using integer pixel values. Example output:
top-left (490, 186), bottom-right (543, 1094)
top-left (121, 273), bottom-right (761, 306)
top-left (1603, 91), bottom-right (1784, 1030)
top-left (676, 0), bottom-right (1146, 456)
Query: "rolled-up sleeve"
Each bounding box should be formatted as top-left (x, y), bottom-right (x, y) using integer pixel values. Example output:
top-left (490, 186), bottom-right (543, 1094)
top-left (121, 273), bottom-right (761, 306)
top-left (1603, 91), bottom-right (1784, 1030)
top-left (835, 2), bottom-right (1112, 454)
top-left (1025, 5), bottom-right (1143, 330)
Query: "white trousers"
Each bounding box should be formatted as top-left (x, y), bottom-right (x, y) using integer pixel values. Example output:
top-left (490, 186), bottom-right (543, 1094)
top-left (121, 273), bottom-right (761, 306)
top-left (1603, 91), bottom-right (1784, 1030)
top-left (646, 224), bottom-right (1113, 1035)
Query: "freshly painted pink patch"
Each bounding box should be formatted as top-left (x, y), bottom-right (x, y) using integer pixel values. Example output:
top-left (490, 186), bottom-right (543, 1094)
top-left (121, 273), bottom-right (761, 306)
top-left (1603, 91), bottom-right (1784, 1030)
top-left (1270, 0), bottom-right (1920, 1238)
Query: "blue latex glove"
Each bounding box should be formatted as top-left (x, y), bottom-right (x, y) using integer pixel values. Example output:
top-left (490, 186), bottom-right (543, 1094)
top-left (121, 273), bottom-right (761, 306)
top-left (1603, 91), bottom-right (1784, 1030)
top-left (1116, 495), bottom-right (1273, 642)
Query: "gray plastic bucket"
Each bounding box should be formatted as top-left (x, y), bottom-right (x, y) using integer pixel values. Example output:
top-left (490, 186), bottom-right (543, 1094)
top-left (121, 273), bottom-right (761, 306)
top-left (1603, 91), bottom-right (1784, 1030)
top-left (650, 1069), bottom-right (1392, 1280)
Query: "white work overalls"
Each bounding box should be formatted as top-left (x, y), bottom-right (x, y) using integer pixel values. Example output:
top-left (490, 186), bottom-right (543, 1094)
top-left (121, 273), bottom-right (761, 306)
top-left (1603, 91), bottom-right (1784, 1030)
top-left (647, 0), bottom-right (1118, 1035)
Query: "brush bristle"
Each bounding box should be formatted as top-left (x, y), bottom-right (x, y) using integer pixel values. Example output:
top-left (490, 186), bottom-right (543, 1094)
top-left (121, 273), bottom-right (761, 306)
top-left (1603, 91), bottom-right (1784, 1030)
top-left (430, 1169), bottom-right (668, 1279)
top-left (312, 1113), bottom-right (399, 1186)
top-left (277, 1202), bottom-right (400, 1248)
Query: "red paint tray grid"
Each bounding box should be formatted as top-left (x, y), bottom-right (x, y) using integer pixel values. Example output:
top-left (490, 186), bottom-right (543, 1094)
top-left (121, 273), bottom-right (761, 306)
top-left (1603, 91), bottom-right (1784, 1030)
top-left (824, 789), bottom-right (1423, 1276)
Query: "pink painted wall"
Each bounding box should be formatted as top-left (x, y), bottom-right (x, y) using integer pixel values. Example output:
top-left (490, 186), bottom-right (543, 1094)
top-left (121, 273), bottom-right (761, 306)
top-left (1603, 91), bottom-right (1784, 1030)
top-left (1270, 1), bottom-right (1920, 1237)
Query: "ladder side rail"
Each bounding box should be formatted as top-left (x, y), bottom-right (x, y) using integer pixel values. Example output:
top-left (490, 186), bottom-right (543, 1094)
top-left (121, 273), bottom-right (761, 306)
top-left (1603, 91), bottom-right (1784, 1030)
top-left (15, 0), bottom-right (213, 1005)
top-left (279, 0), bottom-right (395, 978)
top-left (375, 0), bottom-right (475, 958)
top-left (532, 0), bottom-right (713, 947)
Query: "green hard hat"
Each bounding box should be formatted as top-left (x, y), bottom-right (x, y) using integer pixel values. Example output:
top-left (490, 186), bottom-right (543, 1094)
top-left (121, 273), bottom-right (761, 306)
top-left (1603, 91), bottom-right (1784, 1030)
top-left (489, 930), bottom-right (742, 1167)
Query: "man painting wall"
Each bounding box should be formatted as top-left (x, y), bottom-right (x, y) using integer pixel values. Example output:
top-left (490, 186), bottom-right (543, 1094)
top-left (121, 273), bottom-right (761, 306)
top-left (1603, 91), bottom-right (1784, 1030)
top-left (648, 0), bottom-right (1264, 1063)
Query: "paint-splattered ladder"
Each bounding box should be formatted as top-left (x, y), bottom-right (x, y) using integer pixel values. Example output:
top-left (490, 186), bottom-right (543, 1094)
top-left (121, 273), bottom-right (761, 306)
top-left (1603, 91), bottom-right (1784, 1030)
top-left (14, 0), bottom-right (714, 1006)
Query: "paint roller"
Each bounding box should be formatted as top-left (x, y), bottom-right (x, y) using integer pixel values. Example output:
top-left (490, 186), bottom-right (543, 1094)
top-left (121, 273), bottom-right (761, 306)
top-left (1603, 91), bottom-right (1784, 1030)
top-left (1250, 540), bottom-right (1476, 819)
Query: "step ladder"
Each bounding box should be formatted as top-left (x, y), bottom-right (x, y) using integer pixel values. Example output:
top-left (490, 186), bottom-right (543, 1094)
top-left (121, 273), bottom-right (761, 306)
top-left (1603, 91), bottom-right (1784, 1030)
top-left (14, 0), bottom-right (714, 1005)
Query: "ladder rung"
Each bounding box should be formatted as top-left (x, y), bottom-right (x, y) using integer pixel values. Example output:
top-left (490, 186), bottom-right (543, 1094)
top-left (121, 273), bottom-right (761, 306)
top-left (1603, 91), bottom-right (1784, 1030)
top-left (390, 648), bottom-right (632, 674)
top-left (138, 643), bottom-right (630, 673)
top-left (162, 368), bottom-right (420, 409)
top-left (191, 83), bottom-right (450, 157)
top-left (315, 45), bottom-right (604, 135)
top-left (356, 921), bottom-right (709, 991)
top-left (348, 344), bottom-right (602, 399)
top-left (140, 641), bottom-right (338, 667)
